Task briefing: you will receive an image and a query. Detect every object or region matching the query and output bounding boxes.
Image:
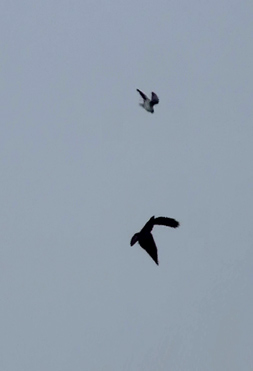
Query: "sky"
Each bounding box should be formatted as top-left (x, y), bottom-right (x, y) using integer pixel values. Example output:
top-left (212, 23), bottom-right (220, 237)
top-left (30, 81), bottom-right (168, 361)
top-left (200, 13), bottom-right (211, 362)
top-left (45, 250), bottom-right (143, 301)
top-left (1, 0), bottom-right (253, 370)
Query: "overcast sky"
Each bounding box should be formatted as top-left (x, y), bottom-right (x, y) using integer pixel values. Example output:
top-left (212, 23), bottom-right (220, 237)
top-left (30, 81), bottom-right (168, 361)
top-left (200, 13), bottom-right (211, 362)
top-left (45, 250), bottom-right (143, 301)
top-left (1, 1), bottom-right (253, 370)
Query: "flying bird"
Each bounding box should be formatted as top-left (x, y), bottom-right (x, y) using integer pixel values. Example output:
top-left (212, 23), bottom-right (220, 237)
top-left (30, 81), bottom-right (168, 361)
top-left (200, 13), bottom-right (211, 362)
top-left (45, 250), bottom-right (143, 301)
top-left (136, 89), bottom-right (159, 113)
top-left (130, 216), bottom-right (180, 265)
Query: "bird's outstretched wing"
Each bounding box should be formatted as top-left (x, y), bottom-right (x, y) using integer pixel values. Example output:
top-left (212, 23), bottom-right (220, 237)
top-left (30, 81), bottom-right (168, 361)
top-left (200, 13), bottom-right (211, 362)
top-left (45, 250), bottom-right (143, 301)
top-left (138, 233), bottom-right (159, 265)
top-left (150, 92), bottom-right (159, 106)
top-left (136, 89), bottom-right (147, 101)
top-left (154, 217), bottom-right (180, 228)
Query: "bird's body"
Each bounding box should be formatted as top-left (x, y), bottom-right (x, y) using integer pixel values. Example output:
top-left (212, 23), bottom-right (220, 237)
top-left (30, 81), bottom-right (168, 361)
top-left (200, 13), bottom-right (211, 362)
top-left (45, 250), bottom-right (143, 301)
top-left (136, 89), bottom-right (159, 113)
top-left (130, 216), bottom-right (179, 265)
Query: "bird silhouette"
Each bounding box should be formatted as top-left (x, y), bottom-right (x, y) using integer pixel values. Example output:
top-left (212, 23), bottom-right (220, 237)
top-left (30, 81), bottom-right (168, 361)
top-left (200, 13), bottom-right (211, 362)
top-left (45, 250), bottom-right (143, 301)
top-left (130, 216), bottom-right (180, 265)
top-left (136, 89), bottom-right (159, 113)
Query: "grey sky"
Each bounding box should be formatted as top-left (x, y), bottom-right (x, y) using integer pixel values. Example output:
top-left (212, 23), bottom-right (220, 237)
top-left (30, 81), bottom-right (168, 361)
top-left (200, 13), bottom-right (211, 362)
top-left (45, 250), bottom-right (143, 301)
top-left (1, 1), bottom-right (253, 370)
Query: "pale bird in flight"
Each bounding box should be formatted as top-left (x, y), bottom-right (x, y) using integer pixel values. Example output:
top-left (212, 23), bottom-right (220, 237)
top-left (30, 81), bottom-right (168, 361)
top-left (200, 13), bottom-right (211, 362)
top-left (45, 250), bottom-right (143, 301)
top-left (136, 89), bottom-right (159, 113)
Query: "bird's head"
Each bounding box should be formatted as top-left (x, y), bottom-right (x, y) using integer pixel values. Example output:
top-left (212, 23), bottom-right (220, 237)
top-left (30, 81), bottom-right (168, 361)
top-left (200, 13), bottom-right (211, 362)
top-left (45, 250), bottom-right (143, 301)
top-left (130, 233), bottom-right (139, 246)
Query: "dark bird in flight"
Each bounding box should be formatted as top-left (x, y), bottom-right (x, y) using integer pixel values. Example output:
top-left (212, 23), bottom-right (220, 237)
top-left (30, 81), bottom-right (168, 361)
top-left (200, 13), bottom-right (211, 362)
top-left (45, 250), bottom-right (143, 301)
top-left (130, 216), bottom-right (180, 265)
top-left (136, 89), bottom-right (159, 113)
